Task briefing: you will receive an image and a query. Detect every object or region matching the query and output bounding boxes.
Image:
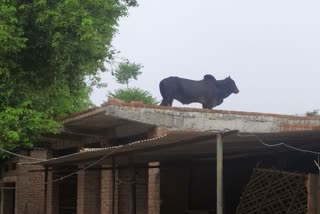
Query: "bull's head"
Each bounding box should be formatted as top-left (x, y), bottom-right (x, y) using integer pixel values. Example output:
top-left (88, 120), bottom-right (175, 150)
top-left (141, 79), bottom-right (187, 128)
top-left (226, 76), bottom-right (239, 94)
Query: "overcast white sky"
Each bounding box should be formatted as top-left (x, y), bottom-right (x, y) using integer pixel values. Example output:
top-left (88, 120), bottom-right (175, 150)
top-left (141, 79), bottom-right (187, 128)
top-left (90, 0), bottom-right (320, 115)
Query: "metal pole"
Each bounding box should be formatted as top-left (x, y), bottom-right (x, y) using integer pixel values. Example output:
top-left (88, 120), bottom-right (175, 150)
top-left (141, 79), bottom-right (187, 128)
top-left (129, 158), bottom-right (136, 214)
top-left (112, 158), bottom-right (115, 214)
top-left (217, 133), bottom-right (223, 214)
top-left (44, 166), bottom-right (48, 214)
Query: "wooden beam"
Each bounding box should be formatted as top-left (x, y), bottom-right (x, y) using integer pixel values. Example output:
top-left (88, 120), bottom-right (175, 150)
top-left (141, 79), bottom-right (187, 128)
top-left (307, 174), bottom-right (319, 214)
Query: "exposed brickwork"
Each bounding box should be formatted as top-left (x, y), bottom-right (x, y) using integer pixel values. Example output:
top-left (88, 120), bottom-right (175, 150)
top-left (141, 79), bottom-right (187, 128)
top-left (46, 170), bottom-right (59, 214)
top-left (148, 163), bottom-right (160, 214)
top-left (147, 128), bottom-right (162, 214)
top-left (118, 168), bottom-right (130, 214)
top-left (77, 168), bottom-right (101, 214)
top-left (136, 168), bottom-right (148, 214)
top-left (148, 127), bottom-right (169, 139)
top-left (117, 167), bottom-right (148, 214)
top-left (101, 166), bottom-right (113, 214)
top-left (0, 150), bottom-right (48, 214)
top-left (280, 123), bottom-right (320, 132)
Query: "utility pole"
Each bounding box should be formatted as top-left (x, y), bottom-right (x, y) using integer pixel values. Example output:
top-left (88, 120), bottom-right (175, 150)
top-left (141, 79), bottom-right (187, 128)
top-left (217, 133), bottom-right (223, 214)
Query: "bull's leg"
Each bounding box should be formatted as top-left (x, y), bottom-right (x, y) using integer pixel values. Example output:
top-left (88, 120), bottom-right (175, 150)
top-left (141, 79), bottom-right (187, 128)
top-left (160, 98), bottom-right (173, 106)
top-left (202, 103), bottom-right (214, 109)
top-left (160, 99), bottom-right (167, 106)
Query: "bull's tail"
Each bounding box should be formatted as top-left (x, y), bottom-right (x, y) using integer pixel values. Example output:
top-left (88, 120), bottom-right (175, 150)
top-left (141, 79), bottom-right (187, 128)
top-left (159, 79), bottom-right (173, 106)
top-left (159, 79), bottom-right (166, 98)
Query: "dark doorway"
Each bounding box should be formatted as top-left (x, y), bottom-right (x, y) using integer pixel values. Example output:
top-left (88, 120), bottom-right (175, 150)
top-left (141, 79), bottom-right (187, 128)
top-left (57, 172), bottom-right (77, 214)
top-left (2, 183), bottom-right (15, 214)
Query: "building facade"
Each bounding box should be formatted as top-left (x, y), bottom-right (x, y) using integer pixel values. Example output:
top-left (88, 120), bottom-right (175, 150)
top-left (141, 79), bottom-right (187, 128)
top-left (2, 99), bottom-right (320, 214)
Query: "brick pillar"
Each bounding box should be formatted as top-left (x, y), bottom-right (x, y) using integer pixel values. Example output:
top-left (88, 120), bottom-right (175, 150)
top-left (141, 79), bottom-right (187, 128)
top-left (101, 166), bottom-right (114, 214)
top-left (77, 168), bottom-right (102, 214)
top-left (118, 168), bottom-right (130, 214)
top-left (148, 162), bottom-right (160, 214)
top-left (15, 150), bottom-right (47, 214)
top-left (147, 128), bottom-right (166, 214)
top-left (46, 170), bottom-right (59, 214)
top-left (136, 167), bottom-right (148, 214)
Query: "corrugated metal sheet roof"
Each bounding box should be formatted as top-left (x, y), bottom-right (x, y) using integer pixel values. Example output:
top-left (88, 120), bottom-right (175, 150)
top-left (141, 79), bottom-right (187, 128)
top-left (31, 131), bottom-right (224, 166)
top-left (31, 130), bottom-right (320, 166)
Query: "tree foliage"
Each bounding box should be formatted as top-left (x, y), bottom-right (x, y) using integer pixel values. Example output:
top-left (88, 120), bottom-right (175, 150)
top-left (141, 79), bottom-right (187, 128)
top-left (109, 88), bottom-right (158, 105)
top-left (113, 62), bottom-right (143, 87)
top-left (0, 0), bottom-right (136, 151)
top-left (306, 109), bottom-right (320, 117)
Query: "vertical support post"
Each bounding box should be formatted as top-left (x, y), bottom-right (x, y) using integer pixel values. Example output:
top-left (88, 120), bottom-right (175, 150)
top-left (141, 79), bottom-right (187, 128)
top-left (112, 157), bottom-right (116, 214)
top-left (129, 158), bottom-right (136, 214)
top-left (217, 133), bottom-right (223, 214)
top-left (44, 166), bottom-right (48, 214)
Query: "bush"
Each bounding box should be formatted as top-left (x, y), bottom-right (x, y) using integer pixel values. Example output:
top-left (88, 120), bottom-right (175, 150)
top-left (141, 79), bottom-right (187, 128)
top-left (108, 88), bottom-right (158, 105)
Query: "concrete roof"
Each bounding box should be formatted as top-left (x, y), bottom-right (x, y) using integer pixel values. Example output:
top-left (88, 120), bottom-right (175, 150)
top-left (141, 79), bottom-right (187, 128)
top-left (52, 98), bottom-right (320, 137)
top-left (36, 99), bottom-right (320, 165)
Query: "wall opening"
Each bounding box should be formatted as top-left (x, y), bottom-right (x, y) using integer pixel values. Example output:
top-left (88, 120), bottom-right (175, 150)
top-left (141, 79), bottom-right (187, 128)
top-left (54, 171), bottom-right (77, 214)
top-left (2, 183), bottom-right (15, 214)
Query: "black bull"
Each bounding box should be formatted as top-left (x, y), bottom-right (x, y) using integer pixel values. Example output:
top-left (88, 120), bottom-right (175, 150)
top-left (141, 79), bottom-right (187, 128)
top-left (159, 75), bottom-right (239, 109)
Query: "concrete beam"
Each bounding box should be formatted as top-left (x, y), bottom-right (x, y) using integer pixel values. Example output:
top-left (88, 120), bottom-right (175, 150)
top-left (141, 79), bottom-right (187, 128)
top-left (103, 105), bottom-right (320, 133)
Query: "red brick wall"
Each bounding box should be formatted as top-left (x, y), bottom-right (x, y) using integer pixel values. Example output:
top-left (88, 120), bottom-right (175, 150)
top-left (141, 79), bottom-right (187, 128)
top-left (148, 162), bottom-right (160, 214)
top-left (117, 167), bottom-right (148, 214)
top-left (136, 168), bottom-right (148, 214)
top-left (15, 150), bottom-right (47, 214)
top-left (118, 168), bottom-right (131, 214)
top-left (77, 168), bottom-right (101, 214)
top-left (101, 166), bottom-right (114, 214)
top-left (46, 170), bottom-right (59, 214)
top-left (147, 128), bottom-right (163, 214)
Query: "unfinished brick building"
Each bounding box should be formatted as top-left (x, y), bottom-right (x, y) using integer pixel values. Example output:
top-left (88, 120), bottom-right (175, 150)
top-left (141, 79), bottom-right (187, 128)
top-left (2, 99), bottom-right (320, 214)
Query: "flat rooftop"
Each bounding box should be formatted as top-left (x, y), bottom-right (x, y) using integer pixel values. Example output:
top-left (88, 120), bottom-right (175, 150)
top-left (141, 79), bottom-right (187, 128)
top-left (32, 99), bottom-right (320, 166)
top-left (58, 98), bottom-right (320, 137)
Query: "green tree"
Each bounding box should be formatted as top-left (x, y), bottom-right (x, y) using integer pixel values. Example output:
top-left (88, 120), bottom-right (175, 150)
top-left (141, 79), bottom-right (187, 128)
top-left (0, 0), bottom-right (136, 151)
top-left (109, 88), bottom-right (158, 105)
top-left (113, 62), bottom-right (143, 87)
top-left (109, 61), bottom-right (157, 104)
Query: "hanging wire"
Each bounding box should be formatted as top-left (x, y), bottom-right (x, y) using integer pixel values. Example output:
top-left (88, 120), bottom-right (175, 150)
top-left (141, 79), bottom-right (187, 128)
top-left (0, 147), bottom-right (46, 161)
top-left (236, 132), bottom-right (320, 155)
top-left (2, 129), bottom-right (320, 189)
top-left (0, 146), bottom-right (123, 190)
